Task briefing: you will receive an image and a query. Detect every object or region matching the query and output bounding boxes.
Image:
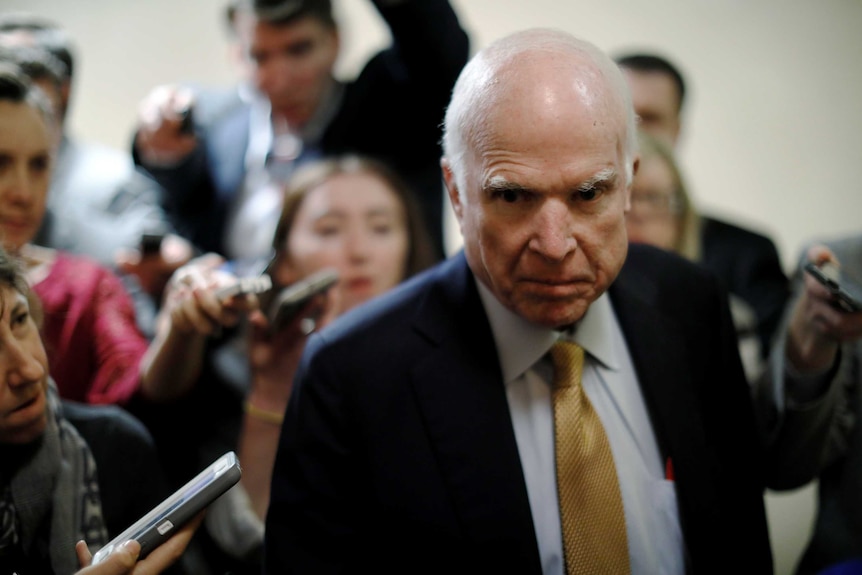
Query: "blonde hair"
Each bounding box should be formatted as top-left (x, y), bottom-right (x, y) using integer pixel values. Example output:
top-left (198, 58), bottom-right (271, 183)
top-left (635, 130), bottom-right (702, 261)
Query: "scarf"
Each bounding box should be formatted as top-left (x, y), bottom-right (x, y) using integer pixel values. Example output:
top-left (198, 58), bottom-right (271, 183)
top-left (0, 380), bottom-right (108, 574)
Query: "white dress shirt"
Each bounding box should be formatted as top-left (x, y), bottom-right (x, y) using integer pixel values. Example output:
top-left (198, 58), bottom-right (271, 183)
top-left (224, 81), bottom-right (344, 268)
top-left (476, 281), bottom-right (685, 575)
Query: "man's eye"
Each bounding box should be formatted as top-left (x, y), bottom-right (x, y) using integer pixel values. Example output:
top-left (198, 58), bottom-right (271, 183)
top-left (288, 41), bottom-right (314, 58)
top-left (30, 155), bottom-right (50, 174)
top-left (501, 189), bottom-right (521, 203)
top-left (576, 188), bottom-right (601, 201)
top-left (492, 188), bottom-right (530, 203)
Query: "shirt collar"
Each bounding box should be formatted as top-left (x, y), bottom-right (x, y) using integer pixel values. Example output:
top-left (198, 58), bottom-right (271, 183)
top-left (475, 276), bottom-right (621, 384)
top-left (246, 79), bottom-right (344, 169)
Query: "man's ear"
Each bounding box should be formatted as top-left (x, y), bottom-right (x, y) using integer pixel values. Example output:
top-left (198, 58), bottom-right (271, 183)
top-left (441, 158), bottom-right (463, 222)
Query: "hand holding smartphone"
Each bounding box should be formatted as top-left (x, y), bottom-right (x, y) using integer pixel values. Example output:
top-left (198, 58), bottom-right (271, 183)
top-left (91, 451), bottom-right (241, 565)
top-left (266, 268), bottom-right (339, 333)
top-left (804, 261), bottom-right (862, 312)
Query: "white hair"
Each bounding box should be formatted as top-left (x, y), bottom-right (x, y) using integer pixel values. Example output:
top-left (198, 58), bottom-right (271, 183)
top-left (441, 28), bottom-right (638, 197)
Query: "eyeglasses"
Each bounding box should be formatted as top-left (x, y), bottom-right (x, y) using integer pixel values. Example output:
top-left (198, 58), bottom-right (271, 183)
top-left (629, 190), bottom-right (683, 217)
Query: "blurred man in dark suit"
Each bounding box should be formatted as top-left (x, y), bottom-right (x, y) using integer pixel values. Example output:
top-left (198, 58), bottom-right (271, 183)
top-left (616, 52), bottom-right (789, 372)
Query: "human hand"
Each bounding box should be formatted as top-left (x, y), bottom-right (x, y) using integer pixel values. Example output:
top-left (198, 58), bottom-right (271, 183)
top-left (135, 84), bottom-right (198, 167)
top-left (162, 254), bottom-right (260, 337)
top-left (787, 245), bottom-right (862, 372)
top-left (115, 234), bottom-right (195, 300)
top-left (247, 281), bottom-right (340, 393)
top-left (74, 512), bottom-right (202, 575)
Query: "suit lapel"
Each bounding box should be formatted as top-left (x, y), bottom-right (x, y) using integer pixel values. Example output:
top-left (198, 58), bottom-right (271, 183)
top-left (409, 255), bottom-right (542, 569)
top-left (609, 271), bottom-right (721, 551)
top-left (207, 104), bottom-right (250, 201)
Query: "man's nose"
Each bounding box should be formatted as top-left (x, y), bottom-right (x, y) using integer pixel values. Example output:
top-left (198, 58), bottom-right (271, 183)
top-left (527, 200), bottom-right (577, 261)
top-left (260, 58), bottom-right (295, 94)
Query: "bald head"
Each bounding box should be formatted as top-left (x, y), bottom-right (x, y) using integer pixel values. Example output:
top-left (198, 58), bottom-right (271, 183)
top-left (442, 28), bottom-right (637, 193)
top-left (441, 28), bottom-right (638, 328)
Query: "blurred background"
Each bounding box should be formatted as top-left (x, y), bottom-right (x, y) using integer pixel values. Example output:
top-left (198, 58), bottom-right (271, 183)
top-left (5, 0), bottom-right (860, 572)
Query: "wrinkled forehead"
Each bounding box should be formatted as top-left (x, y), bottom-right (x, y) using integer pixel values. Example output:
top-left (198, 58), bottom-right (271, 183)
top-left (469, 62), bottom-right (627, 170)
top-left (471, 52), bottom-right (627, 149)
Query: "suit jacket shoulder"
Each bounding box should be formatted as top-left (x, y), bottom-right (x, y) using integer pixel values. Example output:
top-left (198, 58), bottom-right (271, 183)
top-left (610, 244), bottom-right (773, 573)
top-left (699, 215), bottom-right (789, 354)
top-left (266, 254), bottom-right (542, 574)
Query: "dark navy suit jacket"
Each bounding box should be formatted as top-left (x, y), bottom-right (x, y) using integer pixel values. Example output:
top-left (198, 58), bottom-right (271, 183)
top-left (264, 244), bottom-right (773, 574)
top-left (700, 215), bottom-right (789, 357)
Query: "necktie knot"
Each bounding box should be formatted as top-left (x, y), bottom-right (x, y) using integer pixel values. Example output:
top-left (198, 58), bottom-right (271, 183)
top-left (550, 341), bottom-right (585, 390)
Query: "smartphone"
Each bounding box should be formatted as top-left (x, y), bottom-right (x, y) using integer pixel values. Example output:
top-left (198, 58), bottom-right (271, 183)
top-left (267, 268), bottom-right (339, 333)
top-left (140, 233), bottom-right (165, 257)
top-left (177, 103), bottom-right (194, 135)
top-left (91, 451), bottom-right (242, 565)
top-left (804, 261), bottom-right (862, 312)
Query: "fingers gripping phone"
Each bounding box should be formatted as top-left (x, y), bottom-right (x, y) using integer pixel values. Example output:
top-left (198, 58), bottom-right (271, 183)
top-left (267, 268), bottom-right (339, 333)
top-left (91, 451), bottom-right (241, 565)
top-left (804, 262), bottom-right (862, 312)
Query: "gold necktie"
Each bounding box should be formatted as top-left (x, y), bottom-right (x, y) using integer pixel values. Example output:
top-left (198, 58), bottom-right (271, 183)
top-left (551, 341), bottom-right (630, 574)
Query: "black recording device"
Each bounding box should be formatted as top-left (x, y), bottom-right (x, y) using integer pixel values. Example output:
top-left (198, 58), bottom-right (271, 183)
top-left (804, 261), bottom-right (862, 313)
top-left (177, 103), bottom-right (194, 135)
top-left (267, 268), bottom-right (339, 333)
top-left (140, 233), bottom-right (165, 257)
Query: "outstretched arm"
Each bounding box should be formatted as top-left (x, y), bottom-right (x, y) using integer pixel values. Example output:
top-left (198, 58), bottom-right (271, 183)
top-left (753, 244), bottom-right (862, 489)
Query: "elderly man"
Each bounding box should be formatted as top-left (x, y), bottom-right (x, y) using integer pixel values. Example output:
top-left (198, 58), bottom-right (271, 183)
top-left (263, 29), bottom-right (772, 574)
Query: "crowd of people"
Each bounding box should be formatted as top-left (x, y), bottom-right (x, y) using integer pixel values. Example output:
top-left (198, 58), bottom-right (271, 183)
top-left (0, 1), bottom-right (859, 574)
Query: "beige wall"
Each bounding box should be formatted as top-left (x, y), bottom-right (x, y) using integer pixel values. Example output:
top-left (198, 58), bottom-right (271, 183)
top-left (4, 0), bottom-right (858, 572)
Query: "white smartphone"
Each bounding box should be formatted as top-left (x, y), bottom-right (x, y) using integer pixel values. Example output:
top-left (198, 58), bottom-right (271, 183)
top-left (91, 451), bottom-right (242, 565)
top-left (267, 268), bottom-right (339, 333)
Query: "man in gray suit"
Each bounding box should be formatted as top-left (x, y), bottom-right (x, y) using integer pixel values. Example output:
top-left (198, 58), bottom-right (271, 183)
top-left (753, 234), bottom-right (862, 574)
top-left (133, 0), bottom-right (469, 267)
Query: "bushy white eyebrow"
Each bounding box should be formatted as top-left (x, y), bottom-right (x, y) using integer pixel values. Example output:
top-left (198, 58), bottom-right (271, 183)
top-left (485, 175), bottom-right (518, 191)
top-left (576, 168), bottom-right (617, 192)
top-left (484, 169), bottom-right (618, 194)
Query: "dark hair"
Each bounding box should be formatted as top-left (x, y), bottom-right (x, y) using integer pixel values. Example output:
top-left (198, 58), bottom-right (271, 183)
top-left (0, 245), bottom-right (30, 300)
top-left (0, 59), bottom-right (55, 125)
top-left (0, 44), bottom-right (66, 92)
top-left (0, 244), bottom-right (42, 327)
top-left (0, 12), bottom-right (74, 80)
top-left (229, 0), bottom-right (335, 29)
top-left (272, 155), bottom-right (437, 280)
top-left (615, 53), bottom-right (686, 112)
